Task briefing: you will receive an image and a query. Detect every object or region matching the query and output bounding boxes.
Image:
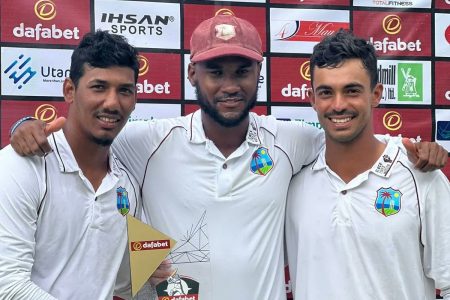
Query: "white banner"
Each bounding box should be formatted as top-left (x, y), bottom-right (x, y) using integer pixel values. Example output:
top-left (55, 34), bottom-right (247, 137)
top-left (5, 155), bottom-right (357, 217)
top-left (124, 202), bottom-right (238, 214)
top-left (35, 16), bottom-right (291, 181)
top-left (271, 106), bottom-right (322, 129)
top-left (435, 13), bottom-right (450, 58)
top-left (1, 47), bottom-right (72, 97)
top-left (94, 0), bottom-right (180, 49)
top-left (270, 8), bottom-right (349, 54)
top-left (129, 103), bottom-right (181, 122)
top-left (377, 60), bottom-right (431, 105)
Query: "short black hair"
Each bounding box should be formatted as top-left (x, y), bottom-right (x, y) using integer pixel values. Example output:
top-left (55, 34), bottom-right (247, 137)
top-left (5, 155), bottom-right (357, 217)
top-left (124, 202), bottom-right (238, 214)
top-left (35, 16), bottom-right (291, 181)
top-left (70, 30), bottom-right (139, 87)
top-left (310, 29), bottom-right (378, 89)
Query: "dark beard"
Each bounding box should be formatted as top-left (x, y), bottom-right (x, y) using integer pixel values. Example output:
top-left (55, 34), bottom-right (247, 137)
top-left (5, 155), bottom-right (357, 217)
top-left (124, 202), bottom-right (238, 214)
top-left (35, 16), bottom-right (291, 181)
top-left (195, 85), bottom-right (258, 128)
top-left (91, 136), bottom-right (113, 146)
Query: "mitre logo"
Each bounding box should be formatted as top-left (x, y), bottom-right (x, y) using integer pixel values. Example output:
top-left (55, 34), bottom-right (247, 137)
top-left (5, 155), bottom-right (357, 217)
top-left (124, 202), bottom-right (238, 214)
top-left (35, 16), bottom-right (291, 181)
top-left (383, 15), bottom-right (401, 35)
top-left (300, 61), bottom-right (310, 81)
top-left (383, 111), bottom-right (402, 131)
top-left (138, 55), bottom-right (149, 76)
top-left (34, 0), bottom-right (56, 21)
top-left (215, 8), bottom-right (234, 16)
top-left (35, 104), bottom-right (58, 122)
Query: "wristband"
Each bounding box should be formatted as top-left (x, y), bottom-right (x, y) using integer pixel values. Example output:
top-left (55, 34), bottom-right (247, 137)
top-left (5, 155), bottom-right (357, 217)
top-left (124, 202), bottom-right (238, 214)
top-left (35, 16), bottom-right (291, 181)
top-left (9, 116), bottom-right (37, 137)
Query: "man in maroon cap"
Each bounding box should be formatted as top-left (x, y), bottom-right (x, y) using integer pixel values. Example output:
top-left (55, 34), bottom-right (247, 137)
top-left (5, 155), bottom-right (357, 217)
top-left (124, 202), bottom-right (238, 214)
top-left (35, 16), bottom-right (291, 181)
top-left (9, 14), bottom-right (448, 300)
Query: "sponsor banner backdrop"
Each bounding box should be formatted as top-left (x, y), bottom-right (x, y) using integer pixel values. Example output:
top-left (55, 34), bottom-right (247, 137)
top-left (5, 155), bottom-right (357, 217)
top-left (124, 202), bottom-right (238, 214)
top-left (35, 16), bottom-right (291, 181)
top-left (136, 53), bottom-right (181, 101)
top-left (435, 13), bottom-right (450, 58)
top-left (270, 106), bottom-right (322, 129)
top-left (0, 100), bottom-right (68, 146)
top-left (205, 0), bottom-right (266, 2)
top-left (373, 108), bottom-right (432, 142)
top-left (270, 8), bottom-right (350, 54)
top-left (1, 0), bottom-right (90, 45)
top-left (353, 11), bottom-right (431, 57)
top-left (435, 61), bottom-right (450, 106)
top-left (129, 103), bottom-right (181, 122)
top-left (1, 47), bottom-right (72, 97)
top-left (270, 57), bottom-right (311, 103)
top-left (435, 0), bottom-right (450, 9)
top-left (183, 5), bottom-right (267, 53)
top-left (377, 60), bottom-right (431, 105)
top-left (94, 0), bottom-right (181, 49)
top-left (269, 0), bottom-right (349, 5)
top-left (0, 0), bottom-right (449, 296)
top-left (353, 0), bottom-right (432, 8)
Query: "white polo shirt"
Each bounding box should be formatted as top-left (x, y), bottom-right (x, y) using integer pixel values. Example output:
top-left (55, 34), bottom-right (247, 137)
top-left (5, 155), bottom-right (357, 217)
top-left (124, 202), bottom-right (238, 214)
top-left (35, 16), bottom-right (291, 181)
top-left (286, 140), bottom-right (450, 300)
top-left (0, 130), bottom-right (140, 300)
top-left (113, 110), bottom-right (323, 300)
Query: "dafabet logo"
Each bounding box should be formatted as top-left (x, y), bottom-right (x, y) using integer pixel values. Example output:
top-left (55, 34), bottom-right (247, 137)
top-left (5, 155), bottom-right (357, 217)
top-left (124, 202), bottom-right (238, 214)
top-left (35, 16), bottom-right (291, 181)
top-left (383, 15), bottom-right (402, 35)
top-left (383, 111), bottom-right (402, 131)
top-left (35, 0), bottom-right (57, 21)
top-left (353, 11), bottom-right (431, 56)
top-left (130, 240), bottom-right (171, 251)
top-left (136, 53), bottom-right (181, 100)
top-left (270, 57), bottom-right (311, 102)
top-left (1, 100), bottom-right (68, 147)
top-left (35, 104), bottom-right (58, 122)
top-left (1, 0), bottom-right (89, 45)
top-left (374, 108), bottom-right (431, 142)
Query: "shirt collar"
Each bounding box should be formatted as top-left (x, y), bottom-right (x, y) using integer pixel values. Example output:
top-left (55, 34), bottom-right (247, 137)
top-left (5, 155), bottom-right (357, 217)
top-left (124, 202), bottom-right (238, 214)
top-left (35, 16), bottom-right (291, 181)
top-left (187, 109), bottom-right (265, 146)
top-left (49, 129), bottom-right (121, 176)
top-left (312, 139), bottom-right (400, 178)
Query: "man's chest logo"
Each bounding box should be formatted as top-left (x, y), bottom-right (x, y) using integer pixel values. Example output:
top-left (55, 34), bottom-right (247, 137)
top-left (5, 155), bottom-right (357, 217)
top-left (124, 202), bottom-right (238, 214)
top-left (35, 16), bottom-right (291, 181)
top-left (116, 186), bottom-right (130, 216)
top-left (375, 187), bottom-right (402, 217)
top-left (250, 147), bottom-right (274, 176)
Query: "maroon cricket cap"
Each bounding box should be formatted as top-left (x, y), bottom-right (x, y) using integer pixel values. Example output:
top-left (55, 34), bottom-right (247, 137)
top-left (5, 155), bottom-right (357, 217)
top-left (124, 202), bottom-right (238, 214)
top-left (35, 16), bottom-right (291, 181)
top-left (190, 14), bottom-right (263, 63)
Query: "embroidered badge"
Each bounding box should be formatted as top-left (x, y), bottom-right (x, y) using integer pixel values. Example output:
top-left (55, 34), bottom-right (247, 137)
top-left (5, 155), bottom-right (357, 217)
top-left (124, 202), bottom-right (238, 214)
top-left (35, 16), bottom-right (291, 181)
top-left (156, 271), bottom-right (200, 299)
top-left (247, 120), bottom-right (259, 143)
top-left (215, 24), bottom-right (236, 41)
top-left (250, 147), bottom-right (274, 176)
top-left (383, 155), bottom-right (392, 163)
top-left (375, 187), bottom-right (402, 217)
top-left (116, 187), bottom-right (130, 216)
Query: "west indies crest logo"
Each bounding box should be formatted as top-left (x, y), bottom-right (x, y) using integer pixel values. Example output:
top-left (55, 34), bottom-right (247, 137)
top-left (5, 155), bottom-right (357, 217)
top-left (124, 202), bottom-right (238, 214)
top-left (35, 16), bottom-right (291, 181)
top-left (375, 187), bottom-right (402, 217)
top-left (250, 147), bottom-right (274, 176)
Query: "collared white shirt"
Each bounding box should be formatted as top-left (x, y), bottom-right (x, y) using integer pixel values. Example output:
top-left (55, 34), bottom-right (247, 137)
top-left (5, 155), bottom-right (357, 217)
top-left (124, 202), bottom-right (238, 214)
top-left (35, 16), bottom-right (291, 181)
top-left (0, 130), bottom-right (140, 300)
top-left (113, 110), bottom-right (323, 300)
top-left (286, 140), bottom-right (450, 300)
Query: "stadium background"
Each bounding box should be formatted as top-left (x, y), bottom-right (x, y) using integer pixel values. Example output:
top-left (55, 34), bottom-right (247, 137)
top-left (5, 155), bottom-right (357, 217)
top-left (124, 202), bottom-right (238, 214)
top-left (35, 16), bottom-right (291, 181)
top-left (0, 0), bottom-right (449, 298)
